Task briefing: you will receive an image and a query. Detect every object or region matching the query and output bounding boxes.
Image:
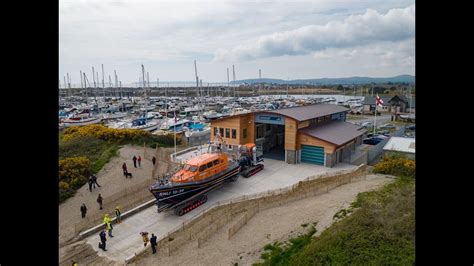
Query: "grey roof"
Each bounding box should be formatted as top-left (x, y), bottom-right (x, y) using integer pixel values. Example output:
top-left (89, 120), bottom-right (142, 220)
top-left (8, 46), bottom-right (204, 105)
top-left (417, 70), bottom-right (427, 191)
top-left (267, 104), bottom-right (348, 122)
top-left (363, 96), bottom-right (391, 105)
top-left (299, 121), bottom-right (367, 146)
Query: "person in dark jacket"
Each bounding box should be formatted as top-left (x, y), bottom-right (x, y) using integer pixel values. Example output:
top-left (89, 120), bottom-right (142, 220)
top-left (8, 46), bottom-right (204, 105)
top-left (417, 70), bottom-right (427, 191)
top-left (138, 155), bottom-right (142, 167)
top-left (88, 176), bottom-right (93, 192)
top-left (152, 156), bottom-right (156, 166)
top-left (97, 194), bottom-right (103, 210)
top-left (91, 175), bottom-right (101, 188)
top-left (150, 233), bottom-right (157, 254)
top-left (99, 230), bottom-right (107, 251)
top-left (122, 162), bottom-right (128, 176)
top-left (132, 155), bottom-right (137, 168)
top-left (80, 203), bottom-right (87, 218)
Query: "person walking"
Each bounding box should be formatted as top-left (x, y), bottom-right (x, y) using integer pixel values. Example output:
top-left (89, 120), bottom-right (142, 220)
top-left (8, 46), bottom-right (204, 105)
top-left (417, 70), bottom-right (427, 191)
top-left (133, 155), bottom-right (137, 168)
top-left (138, 155), bottom-right (142, 167)
top-left (80, 203), bottom-right (87, 219)
top-left (88, 176), bottom-right (93, 192)
top-left (150, 233), bottom-right (157, 254)
top-left (91, 175), bottom-right (101, 188)
top-left (152, 156), bottom-right (156, 166)
top-left (106, 221), bottom-right (114, 237)
top-left (122, 162), bottom-right (128, 176)
top-left (97, 194), bottom-right (103, 210)
top-left (103, 213), bottom-right (111, 226)
top-left (140, 232), bottom-right (149, 247)
top-left (114, 206), bottom-right (122, 223)
top-left (99, 230), bottom-right (107, 251)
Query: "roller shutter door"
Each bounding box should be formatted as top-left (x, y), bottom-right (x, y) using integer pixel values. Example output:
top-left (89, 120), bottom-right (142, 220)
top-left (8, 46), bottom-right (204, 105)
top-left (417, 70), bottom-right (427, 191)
top-left (301, 145), bottom-right (325, 165)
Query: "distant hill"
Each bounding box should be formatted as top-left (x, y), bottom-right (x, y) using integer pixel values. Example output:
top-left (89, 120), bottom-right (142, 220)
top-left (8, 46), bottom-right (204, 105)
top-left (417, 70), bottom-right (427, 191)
top-left (231, 75), bottom-right (415, 85)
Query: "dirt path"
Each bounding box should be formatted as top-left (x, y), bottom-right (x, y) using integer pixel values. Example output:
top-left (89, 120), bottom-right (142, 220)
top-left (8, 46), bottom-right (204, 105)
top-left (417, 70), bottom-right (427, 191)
top-left (134, 174), bottom-right (392, 266)
top-left (59, 145), bottom-right (180, 247)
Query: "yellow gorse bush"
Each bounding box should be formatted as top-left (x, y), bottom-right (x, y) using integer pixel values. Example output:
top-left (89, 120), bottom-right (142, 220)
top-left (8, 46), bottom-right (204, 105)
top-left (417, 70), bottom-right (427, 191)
top-left (62, 124), bottom-right (151, 142)
top-left (373, 156), bottom-right (415, 178)
top-left (58, 156), bottom-right (92, 188)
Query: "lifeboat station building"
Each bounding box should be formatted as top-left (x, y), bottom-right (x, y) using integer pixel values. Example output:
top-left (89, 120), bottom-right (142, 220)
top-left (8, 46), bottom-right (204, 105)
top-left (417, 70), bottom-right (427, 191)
top-left (210, 104), bottom-right (366, 167)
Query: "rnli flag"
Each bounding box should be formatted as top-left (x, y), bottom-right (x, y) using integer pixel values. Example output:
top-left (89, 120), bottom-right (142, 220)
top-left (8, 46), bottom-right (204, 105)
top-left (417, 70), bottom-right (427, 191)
top-left (376, 95), bottom-right (384, 106)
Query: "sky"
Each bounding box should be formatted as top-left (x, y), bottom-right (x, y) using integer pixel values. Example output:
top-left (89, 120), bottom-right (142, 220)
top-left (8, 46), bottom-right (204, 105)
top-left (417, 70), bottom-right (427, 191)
top-left (59, 0), bottom-right (415, 86)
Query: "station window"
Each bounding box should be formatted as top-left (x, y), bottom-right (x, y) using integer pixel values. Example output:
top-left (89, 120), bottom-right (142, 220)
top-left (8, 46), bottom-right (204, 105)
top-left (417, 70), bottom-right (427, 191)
top-left (219, 128), bottom-right (224, 137)
top-left (213, 159), bottom-right (219, 166)
top-left (199, 165), bottom-right (206, 172)
top-left (225, 128), bottom-right (230, 138)
top-left (231, 129), bottom-right (236, 139)
top-left (214, 127), bottom-right (218, 136)
top-left (266, 124), bottom-right (271, 131)
top-left (243, 128), bottom-right (247, 138)
top-left (207, 162), bottom-right (213, 168)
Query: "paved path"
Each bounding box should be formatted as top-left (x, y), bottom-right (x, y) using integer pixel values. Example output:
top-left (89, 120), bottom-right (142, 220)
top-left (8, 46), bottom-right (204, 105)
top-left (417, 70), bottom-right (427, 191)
top-left (84, 158), bottom-right (356, 262)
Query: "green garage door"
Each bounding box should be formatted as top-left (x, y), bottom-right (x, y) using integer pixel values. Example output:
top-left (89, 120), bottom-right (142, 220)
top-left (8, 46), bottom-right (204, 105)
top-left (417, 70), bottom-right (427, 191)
top-left (301, 145), bottom-right (325, 165)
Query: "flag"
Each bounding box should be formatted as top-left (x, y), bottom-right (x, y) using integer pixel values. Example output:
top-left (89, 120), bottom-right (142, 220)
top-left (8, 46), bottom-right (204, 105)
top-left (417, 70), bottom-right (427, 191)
top-left (376, 95), bottom-right (384, 106)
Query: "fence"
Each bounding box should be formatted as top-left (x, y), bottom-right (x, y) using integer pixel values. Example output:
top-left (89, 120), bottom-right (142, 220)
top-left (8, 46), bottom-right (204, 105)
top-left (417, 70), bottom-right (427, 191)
top-left (128, 164), bottom-right (369, 264)
top-left (367, 126), bottom-right (405, 163)
top-left (74, 178), bottom-right (156, 235)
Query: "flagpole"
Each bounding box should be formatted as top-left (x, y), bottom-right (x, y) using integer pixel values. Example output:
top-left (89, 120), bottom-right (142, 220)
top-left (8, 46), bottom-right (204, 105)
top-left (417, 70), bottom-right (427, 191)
top-left (374, 102), bottom-right (376, 135)
top-left (373, 94), bottom-right (379, 137)
top-left (174, 109), bottom-right (177, 160)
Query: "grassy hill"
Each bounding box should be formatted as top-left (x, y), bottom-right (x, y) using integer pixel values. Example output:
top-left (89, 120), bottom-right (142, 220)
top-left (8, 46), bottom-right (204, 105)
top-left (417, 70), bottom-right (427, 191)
top-left (254, 157), bottom-right (415, 265)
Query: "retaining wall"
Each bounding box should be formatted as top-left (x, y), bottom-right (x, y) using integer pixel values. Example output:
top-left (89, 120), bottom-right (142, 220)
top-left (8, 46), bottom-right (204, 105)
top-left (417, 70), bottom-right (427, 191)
top-left (127, 164), bottom-right (369, 264)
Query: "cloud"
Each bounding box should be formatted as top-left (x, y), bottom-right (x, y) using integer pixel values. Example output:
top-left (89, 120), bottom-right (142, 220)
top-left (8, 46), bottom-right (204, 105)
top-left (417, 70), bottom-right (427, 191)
top-left (214, 5), bottom-right (414, 61)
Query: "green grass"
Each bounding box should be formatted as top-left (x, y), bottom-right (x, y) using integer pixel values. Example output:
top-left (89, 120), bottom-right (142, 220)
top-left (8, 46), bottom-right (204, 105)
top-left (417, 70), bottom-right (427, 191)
top-left (254, 177), bottom-right (415, 265)
top-left (254, 227), bottom-right (317, 266)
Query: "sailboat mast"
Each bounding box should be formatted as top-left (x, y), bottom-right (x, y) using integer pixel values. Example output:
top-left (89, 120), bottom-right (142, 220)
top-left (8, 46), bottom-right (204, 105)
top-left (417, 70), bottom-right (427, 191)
top-left (80, 71), bottom-right (83, 89)
top-left (101, 64), bottom-right (105, 98)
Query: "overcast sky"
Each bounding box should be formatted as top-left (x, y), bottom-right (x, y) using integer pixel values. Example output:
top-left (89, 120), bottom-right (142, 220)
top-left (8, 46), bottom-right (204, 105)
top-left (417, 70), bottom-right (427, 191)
top-left (59, 0), bottom-right (415, 86)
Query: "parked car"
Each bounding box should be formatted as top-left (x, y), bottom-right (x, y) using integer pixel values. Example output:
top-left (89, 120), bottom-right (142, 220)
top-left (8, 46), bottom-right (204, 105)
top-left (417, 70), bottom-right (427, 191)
top-left (363, 137), bottom-right (384, 145)
top-left (379, 123), bottom-right (396, 129)
top-left (361, 122), bottom-right (373, 128)
top-left (406, 124), bottom-right (415, 130)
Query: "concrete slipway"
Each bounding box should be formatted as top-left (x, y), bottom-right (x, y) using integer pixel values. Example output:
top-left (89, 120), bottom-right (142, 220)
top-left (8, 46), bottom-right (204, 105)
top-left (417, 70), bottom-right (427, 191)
top-left (83, 158), bottom-right (356, 262)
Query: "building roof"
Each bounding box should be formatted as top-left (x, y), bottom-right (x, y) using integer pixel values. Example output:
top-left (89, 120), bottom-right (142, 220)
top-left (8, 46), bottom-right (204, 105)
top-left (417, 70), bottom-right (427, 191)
top-left (299, 121), bottom-right (367, 146)
top-left (383, 137), bottom-right (416, 154)
top-left (363, 96), bottom-right (392, 105)
top-left (267, 104), bottom-right (348, 122)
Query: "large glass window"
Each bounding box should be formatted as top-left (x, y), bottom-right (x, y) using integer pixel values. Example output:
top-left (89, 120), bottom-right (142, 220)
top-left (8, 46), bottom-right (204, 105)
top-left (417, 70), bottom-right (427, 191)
top-left (231, 128), bottom-right (236, 139)
top-left (243, 128), bottom-right (247, 138)
top-left (225, 128), bottom-right (230, 138)
top-left (199, 165), bottom-right (206, 172)
top-left (219, 128), bottom-right (224, 137)
top-left (214, 127), bottom-right (218, 136)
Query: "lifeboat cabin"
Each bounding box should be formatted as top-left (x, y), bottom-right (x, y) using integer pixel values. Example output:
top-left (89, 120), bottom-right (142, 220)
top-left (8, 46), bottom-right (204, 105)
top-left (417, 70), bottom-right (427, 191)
top-left (171, 153), bottom-right (229, 183)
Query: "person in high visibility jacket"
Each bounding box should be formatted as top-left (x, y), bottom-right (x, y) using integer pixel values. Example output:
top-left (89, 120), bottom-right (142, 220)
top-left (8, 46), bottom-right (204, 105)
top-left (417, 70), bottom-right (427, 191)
top-left (114, 206), bottom-right (122, 223)
top-left (106, 221), bottom-right (114, 237)
top-left (103, 214), bottom-right (110, 226)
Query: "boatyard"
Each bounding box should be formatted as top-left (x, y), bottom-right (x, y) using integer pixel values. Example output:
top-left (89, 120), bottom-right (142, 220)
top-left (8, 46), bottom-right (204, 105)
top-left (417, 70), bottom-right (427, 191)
top-left (58, 1), bottom-right (415, 264)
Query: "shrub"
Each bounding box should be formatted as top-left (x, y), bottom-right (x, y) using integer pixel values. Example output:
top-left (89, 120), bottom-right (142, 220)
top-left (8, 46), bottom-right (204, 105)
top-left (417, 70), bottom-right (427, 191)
top-left (373, 156), bottom-right (415, 178)
top-left (58, 157), bottom-right (91, 203)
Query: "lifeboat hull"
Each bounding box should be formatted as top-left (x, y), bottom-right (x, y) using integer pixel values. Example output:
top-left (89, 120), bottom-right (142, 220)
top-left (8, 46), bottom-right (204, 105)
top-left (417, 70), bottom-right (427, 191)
top-left (150, 162), bottom-right (240, 212)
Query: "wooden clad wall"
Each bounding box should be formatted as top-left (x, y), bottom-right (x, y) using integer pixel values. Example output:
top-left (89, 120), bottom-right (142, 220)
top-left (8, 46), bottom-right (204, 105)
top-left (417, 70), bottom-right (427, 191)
top-left (298, 120), bottom-right (310, 129)
top-left (285, 117), bottom-right (297, 151)
top-left (297, 133), bottom-right (336, 154)
top-left (239, 114), bottom-right (255, 144)
top-left (210, 113), bottom-right (255, 145)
